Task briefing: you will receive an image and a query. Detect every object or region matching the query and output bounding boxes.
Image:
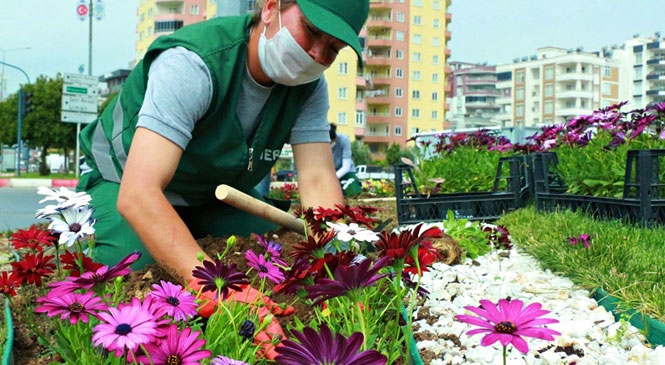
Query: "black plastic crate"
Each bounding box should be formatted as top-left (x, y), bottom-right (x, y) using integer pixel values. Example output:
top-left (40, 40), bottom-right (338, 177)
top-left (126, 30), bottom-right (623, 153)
top-left (532, 149), bottom-right (665, 226)
top-left (394, 156), bottom-right (530, 225)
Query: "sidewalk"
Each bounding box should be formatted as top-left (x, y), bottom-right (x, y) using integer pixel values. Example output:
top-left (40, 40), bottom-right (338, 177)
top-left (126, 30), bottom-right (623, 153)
top-left (0, 178), bottom-right (78, 188)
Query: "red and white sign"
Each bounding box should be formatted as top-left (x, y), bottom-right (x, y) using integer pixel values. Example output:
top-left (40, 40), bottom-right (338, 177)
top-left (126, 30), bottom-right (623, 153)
top-left (77, 1), bottom-right (88, 21)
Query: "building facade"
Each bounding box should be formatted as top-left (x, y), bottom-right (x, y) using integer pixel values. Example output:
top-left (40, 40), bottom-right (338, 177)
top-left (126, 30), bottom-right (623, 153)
top-left (447, 61), bottom-right (500, 130)
top-left (494, 47), bottom-right (620, 128)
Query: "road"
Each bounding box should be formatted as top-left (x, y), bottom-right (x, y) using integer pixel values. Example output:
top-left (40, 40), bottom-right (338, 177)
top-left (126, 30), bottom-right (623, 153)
top-left (0, 187), bottom-right (46, 232)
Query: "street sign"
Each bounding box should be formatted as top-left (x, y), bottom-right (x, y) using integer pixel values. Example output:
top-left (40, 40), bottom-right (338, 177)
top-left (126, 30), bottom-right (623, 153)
top-left (62, 84), bottom-right (99, 96)
top-left (62, 95), bottom-right (98, 113)
top-left (64, 73), bottom-right (98, 86)
top-left (61, 111), bottom-right (97, 124)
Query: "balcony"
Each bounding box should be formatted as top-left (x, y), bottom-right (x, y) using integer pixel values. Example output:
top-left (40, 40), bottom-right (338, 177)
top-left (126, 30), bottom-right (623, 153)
top-left (369, 76), bottom-right (392, 85)
top-left (646, 89), bottom-right (665, 96)
top-left (646, 72), bottom-right (665, 80)
top-left (445, 66), bottom-right (452, 75)
top-left (445, 12), bottom-right (452, 23)
top-left (366, 55), bottom-right (391, 66)
top-left (556, 72), bottom-right (593, 82)
top-left (444, 103), bottom-right (451, 111)
top-left (366, 112), bottom-right (391, 123)
top-left (445, 31), bottom-right (451, 42)
top-left (369, 0), bottom-right (392, 9)
top-left (367, 36), bottom-right (393, 47)
top-left (556, 90), bottom-right (593, 99)
top-left (367, 18), bottom-right (393, 29)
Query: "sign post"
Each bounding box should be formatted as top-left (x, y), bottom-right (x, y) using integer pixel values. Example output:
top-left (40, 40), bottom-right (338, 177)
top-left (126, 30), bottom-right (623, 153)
top-left (61, 72), bottom-right (98, 176)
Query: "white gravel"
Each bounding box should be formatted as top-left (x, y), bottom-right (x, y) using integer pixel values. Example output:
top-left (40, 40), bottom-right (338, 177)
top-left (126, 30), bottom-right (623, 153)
top-left (412, 246), bottom-right (665, 364)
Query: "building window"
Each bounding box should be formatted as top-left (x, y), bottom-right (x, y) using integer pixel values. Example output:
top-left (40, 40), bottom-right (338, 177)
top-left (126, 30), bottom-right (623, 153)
top-left (396, 31), bottom-right (405, 41)
top-left (634, 83), bottom-right (643, 95)
top-left (516, 71), bottom-right (525, 83)
top-left (603, 66), bottom-right (612, 77)
top-left (516, 104), bottom-right (524, 116)
top-left (396, 68), bottom-right (404, 78)
top-left (413, 34), bottom-right (422, 44)
top-left (411, 108), bottom-right (420, 118)
top-left (395, 125), bottom-right (402, 136)
top-left (337, 112), bottom-right (347, 124)
top-left (355, 111), bottom-right (365, 127)
top-left (396, 12), bottom-right (405, 22)
top-left (414, 0), bottom-right (423, 6)
top-left (432, 37), bottom-right (440, 47)
top-left (544, 66), bottom-right (554, 80)
top-left (602, 83), bottom-right (611, 95)
top-left (433, 0), bottom-right (440, 9)
top-left (516, 87), bottom-right (524, 100)
top-left (338, 62), bottom-right (348, 74)
top-left (412, 90), bottom-right (420, 99)
top-left (337, 87), bottom-right (348, 99)
top-left (544, 84), bottom-right (553, 97)
top-left (155, 20), bottom-right (184, 33)
top-left (432, 55), bottom-right (439, 64)
top-left (431, 110), bottom-right (438, 119)
top-left (432, 73), bottom-right (439, 82)
top-left (395, 88), bottom-right (403, 97)
top-left (544, 101), bottom-right (553, 114)
top-left (431, 92), bottom-right (438, 101)
top-left (412, 71), bottom-right (421, 81)
top-left (413, 16), bottom-right (422, 25)
top-left (433, 19), bottom-right (440, 29)
top-left (395, 107), bottom-right (403, 116)
top-left (396, 49), bottom-right (404, 59)
top-left (635, 52), bottom-right (643, 64)
top-left (413, 52), bottom-right (421, 62)
top-left (190, 5), bottom-right (199, 15)
top-left (635, 67), bottom-right (643, 79)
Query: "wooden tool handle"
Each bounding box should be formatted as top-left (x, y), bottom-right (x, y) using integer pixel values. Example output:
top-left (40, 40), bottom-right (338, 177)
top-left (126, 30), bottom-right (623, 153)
top-left (215, 184), bottom-right (306, 236)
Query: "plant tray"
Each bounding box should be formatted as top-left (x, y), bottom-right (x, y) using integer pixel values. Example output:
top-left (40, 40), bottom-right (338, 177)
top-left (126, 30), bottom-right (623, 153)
top-left (532, 150), bottom-right (665, 226)
top-left (394, 156), bottom-right (530, 225)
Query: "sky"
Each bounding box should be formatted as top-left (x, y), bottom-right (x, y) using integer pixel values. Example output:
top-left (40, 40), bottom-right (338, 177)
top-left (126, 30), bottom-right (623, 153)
top-left (1, 0), bottom-right (664, 97)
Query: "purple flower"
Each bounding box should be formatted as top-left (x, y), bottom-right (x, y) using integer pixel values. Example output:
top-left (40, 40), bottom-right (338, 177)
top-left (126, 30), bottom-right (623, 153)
top-left (135, 324), bottom-right (211, 364)
top-left (306, 256), bottom-right (391, 305)
top-left (47, 251), bottom-right (141, 295)
top-left (191, 259), bottom-right (249, 300)
top-left (568, 233), bottom-right (592, 249)
top-left (245, 249), bottom-right (285, 284)
top-left (275, 324), bottom-right (387, 365)
top-left (455, 298), bottom-right (560, 354)
top-left (147, 280), bottom-right (198, 322)
top-left (211, 356), bottom-right (250, 365)
top-left (92, 300), bottom-right (159, 357)
top-left (35, 290), bottom-right (107, 325)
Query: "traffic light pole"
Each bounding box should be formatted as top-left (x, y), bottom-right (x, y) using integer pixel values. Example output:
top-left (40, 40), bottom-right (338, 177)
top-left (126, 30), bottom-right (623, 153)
top-left (0, 61), bottom-right (30, 177)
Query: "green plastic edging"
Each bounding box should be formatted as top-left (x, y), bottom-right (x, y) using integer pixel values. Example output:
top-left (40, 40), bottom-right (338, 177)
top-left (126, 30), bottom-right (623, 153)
top-left (401, 306), bottom-right (424, 365)
top-left (2, 297), bottom-right (14, 365)
top-left (592, 288), bottom-right (665, 346)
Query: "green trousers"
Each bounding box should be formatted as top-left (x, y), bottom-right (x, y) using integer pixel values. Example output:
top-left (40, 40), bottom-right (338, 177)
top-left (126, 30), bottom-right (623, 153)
top-left (80, 179), bottom-right (278, 269)
top-left (340, 171), bottom-right (362, 197)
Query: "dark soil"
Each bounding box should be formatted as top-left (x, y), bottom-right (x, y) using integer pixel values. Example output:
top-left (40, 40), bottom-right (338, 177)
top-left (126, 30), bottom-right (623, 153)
top-left (8, 197), bottom-right (453, 364)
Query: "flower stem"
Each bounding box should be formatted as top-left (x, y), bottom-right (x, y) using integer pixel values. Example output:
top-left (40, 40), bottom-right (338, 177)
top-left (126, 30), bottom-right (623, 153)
top-left (503, 345), bottom-right (507, 365)
top-left (354, 300), bottom-right (368, 351)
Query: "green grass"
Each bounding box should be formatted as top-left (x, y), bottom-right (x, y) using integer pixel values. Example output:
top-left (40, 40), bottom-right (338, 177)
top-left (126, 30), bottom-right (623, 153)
top-left (497, 205), bottom-right (665, 323)
top-left (5, 172), bottom-right (77, 179)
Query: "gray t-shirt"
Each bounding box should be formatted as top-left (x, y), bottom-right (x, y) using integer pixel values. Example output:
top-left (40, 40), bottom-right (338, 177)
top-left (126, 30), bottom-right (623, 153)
top-left (137, 47), bottom-right (331, 150)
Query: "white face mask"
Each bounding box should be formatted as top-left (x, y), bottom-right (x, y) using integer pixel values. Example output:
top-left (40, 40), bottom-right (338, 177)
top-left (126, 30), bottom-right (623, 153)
top-left (258, 5), bottom-right (328, 86)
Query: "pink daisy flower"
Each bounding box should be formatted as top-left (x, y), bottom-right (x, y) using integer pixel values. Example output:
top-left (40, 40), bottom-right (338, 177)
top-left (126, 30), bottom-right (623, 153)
top-left (245, 249), bottom-right (285, 284)
top-left (35, 291), bottom-right (107, 325)
top-left (147, 280), bottom-right (198, 322)
top-left (455, 298), bottom-right (560, 354)
top-left (92, 301), bottom-right (159, 357)
top-left (135, 324), bottom-right (210, 365)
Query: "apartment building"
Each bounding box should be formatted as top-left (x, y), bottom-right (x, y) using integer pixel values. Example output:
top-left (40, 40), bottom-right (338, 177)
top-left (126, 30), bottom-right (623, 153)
top-left (448, 61), bottom-right (500, 129)
top-left (612, 34), bottom-right (665, 109)
top-left (333, 0), bottom-right (451, 159)
top-left (494, 47), bottom-right (620, 128)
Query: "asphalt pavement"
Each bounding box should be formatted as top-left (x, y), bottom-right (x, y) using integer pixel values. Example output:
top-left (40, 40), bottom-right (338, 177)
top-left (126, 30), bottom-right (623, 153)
top-left (0, 186), bottom-right (49, 232)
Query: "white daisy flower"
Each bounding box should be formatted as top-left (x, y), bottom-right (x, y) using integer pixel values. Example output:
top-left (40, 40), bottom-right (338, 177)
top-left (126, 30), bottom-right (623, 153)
top-left (48, 206), bottom-right (96, 247)
top-left (37, 186), bottom-right (92, 210)
top-left (325, 222), bottom-right (379, 243)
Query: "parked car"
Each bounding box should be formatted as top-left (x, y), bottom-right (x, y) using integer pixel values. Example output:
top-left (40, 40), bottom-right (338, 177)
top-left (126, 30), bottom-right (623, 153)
top-left (275, 169), bottom-right (296, 182)
top-left (355, 165), bottom-right (395, 180)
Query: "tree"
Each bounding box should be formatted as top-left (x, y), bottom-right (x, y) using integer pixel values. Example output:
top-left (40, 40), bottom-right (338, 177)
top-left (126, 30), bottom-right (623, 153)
top-left (351, 140), bottom-right (371, 166)
top-left (385, 142), bottom-right (402, 166)
top-left (0, 74), bottom-right (81, 175)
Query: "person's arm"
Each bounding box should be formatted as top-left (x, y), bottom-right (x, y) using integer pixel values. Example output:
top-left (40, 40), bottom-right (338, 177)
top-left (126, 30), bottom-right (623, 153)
top-left (335, 158), bottom-right (353, 178)
top-left (293, 142), bottom-right (344, 210)
top-left (117, 127), bottom-right (212, 283)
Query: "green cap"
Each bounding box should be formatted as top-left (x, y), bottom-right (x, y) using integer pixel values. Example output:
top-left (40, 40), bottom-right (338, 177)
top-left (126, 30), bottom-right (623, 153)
top-left (297, 0), bottom-right (369, 65)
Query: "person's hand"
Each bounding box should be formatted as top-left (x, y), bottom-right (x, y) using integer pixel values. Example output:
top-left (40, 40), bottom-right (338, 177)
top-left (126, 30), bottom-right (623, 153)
top-left (186, 280), bottom-right (293, 360)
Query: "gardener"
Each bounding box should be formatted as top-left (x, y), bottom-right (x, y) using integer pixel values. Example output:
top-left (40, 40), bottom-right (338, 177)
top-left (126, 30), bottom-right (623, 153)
top-left (77, 0), bottom-right (368, 357)
top-left (330, 123), bottom-right (362, 196)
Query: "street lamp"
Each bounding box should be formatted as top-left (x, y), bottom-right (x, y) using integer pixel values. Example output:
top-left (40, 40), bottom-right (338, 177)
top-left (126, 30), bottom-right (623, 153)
top-left (0, 46), bottom-right (31, 100)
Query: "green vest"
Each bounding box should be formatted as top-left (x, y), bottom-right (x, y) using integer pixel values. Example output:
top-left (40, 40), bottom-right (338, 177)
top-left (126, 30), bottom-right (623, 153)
top-left (79, 15), bottom-right (318, 205)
